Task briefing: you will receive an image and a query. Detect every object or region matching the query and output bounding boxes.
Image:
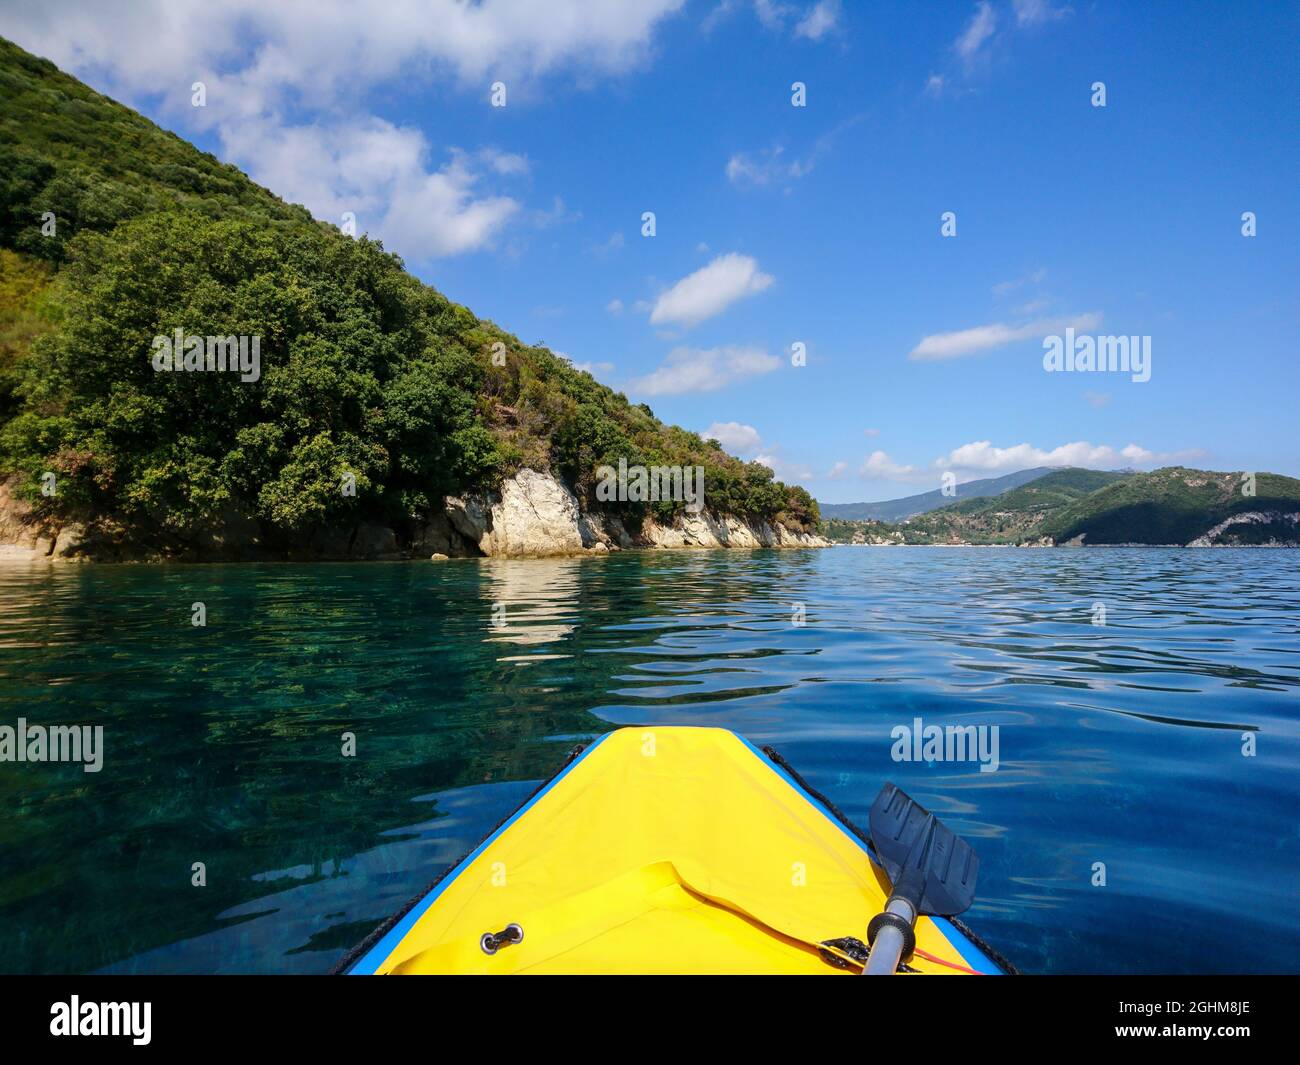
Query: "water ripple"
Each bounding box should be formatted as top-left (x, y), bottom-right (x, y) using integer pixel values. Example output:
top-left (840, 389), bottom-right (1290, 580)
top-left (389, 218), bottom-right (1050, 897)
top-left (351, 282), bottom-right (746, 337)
top-left (1, 547), bottom-right (1297, 974)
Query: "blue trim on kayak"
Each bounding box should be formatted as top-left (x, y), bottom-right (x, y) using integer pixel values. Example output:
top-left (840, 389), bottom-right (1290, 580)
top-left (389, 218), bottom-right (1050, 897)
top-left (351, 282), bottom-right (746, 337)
top-left (346, 733), bottom-right (612, 975)
top-left (931, 917), bottom-right (1002, 975)
top-left (736, 733), bottom-right (1002, 975)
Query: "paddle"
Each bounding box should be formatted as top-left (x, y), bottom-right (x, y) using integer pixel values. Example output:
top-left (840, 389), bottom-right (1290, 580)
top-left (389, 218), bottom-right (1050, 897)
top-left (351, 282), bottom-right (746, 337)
top-left (862, 782), bottom-right (979, 975)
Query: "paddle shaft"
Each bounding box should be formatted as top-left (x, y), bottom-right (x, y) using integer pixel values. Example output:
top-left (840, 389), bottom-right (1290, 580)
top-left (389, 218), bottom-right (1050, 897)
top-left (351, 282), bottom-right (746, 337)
top-left (863, 896), bottom-right (916, 975)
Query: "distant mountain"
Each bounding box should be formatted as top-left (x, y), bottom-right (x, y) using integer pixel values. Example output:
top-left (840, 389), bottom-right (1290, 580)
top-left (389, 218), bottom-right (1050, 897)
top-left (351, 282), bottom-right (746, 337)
top-left (824, 468), bottom-right (1131, 544)
top-left (1038, 467), bottom-right (1300, 545)
top-left (824, 466), bottom-right (1300, 547)
top-left (859, 468), bottom-right (1133, 544)
top-left (820, 467), bottom-right (1057, 522)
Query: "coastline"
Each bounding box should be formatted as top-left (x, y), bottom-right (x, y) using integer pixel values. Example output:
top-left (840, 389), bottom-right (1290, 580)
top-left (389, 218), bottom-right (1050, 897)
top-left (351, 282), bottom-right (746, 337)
top-left (0, 468), bottom-right (831, 564)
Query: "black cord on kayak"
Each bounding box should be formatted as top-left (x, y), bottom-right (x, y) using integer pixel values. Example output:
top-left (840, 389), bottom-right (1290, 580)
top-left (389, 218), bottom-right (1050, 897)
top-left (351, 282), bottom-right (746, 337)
top-left (819, 937), bottom-right (918, 974)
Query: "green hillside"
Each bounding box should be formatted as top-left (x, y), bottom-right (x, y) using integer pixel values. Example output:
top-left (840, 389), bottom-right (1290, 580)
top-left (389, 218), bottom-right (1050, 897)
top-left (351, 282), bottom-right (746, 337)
top-left (0, 37), bottom-right (817, 556)
top-left (1039, 467), bottom-right (1300, 545)
top-left (825, 466), bottom-right (1300, 546)
top-left (0, 38), bottom-right (309, 263)
top-left (957, 467), bottom-right (1127, 511)
top-left (0, 248), bottom-right (51, 424)
top-left (908, 467), bottom-right (1129, 542)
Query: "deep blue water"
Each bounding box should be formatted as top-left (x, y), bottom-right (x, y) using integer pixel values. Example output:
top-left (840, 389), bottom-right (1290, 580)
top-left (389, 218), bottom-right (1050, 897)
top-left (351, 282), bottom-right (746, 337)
top-left (1, 547), bottom-right (1297, 974)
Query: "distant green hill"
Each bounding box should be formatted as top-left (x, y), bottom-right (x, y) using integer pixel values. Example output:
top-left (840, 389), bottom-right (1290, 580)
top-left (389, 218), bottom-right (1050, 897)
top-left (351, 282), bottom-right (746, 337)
top-left (826, 466), bottom-right (1300, 546)
top-left (1038, 467), bottom-right (1300, 545)
top-left (907, 468), bottom-right (1130, 543)
top-left (826, 468), bottom-right (1130, 544)
top-left (0, 36), bottom-right (817, 557)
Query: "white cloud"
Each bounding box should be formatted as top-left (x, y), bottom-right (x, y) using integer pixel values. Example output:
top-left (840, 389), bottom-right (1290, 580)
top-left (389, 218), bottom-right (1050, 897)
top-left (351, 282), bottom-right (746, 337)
top-left (954, 2), bottom-right (997, 62)
top-left (532, 195), bottom-right (580, 229)
top-left (908, 312), bottom-right (1102, 361)
top-left (381, 153), bottom-right (522, 258)
top-left (213, 119), bottom-right (521, 258)
top-left (992, 266), bottom-right (1047, 296)
top-left (726, 146), bottom-right (813, 188)
top-left (863, 427), bottom-right (881, 438)
top-left (1084, 391), bottom-right (1110, 408)
top-left (857, 438), bottom-right (1204, 484)
top-left (935, 440), bottom-right (1204, 475)
top-left (630, 345), bottom-right (780, 395)
top-left (606, 298), bottom-right (625, 315)
top-left (0, 1), bottom-right (685, 259)
top-left (753, 0), bottom-right (796, 31)
top-left (484, 150), bottom-right (530, 176)
top-left (0, 1), bottom-right (688, 103)
top-left (932, 0), bottom-right (1067, 94)
top-left (701, 420), bottom-right (810, 479)
top-left (591, 231), bottom-right (625, 256)
top-left (728, 113), bottom-right (866, 190)
top-left (860, 451), bottom-right (920, 480)
top-left (569, 360), bottom-right (615, 377)
top-left (703, 421), bottom-right (763, 455)
top-left (794, 0), bottom-right (841, 41)
top-left (1013, 0), bottom-right (1071, 27)
top-left (706, 1), bottom-right (840, 41)
top-left (755, 453), bottom-right (813, 481)
top-left (649, 253), bottom-right (775, 328)
top-left (826, 460), bottom-right (849, 480)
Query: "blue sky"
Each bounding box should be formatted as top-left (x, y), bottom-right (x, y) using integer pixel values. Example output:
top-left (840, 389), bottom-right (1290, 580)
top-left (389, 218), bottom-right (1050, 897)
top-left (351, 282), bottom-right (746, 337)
top-left (3, 0), bottom-right (1296, 502)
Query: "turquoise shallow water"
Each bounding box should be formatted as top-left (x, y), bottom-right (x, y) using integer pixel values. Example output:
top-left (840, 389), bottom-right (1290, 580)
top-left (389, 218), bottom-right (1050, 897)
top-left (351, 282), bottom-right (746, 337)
top-left (1, 547), bottom-right (1298, 974)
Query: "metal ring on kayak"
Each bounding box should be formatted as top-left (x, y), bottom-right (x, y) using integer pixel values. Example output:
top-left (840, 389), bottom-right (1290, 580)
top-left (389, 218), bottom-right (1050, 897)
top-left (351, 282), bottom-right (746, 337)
top-left (479, 923), bottom-right (524, 955)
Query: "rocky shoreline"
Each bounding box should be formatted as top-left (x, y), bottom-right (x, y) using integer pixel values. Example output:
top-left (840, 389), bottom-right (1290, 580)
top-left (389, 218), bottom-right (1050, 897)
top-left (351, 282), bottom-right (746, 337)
top-left (0, 469), bottom-right (830, 563)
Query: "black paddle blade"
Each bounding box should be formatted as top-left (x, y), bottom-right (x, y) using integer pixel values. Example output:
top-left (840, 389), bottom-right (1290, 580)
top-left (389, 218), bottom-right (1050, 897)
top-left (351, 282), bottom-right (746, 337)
top-left (868, 783), bottom-right (979, 917)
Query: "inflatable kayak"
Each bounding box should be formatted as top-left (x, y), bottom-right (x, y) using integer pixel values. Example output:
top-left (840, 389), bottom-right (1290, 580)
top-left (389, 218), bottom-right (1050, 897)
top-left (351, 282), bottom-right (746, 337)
top-left (339, 726), bottom-right (1010, 975)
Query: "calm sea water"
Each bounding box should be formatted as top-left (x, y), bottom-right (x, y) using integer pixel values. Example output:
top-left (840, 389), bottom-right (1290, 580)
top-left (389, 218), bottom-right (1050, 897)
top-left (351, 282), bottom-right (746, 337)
top-left (1, 547), bottom-right (1297, 974)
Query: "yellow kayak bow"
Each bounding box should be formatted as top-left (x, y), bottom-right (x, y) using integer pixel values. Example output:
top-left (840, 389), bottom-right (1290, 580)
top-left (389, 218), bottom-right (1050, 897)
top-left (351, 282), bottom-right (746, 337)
top-left (342, 727), bottom-right (1006, 975)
